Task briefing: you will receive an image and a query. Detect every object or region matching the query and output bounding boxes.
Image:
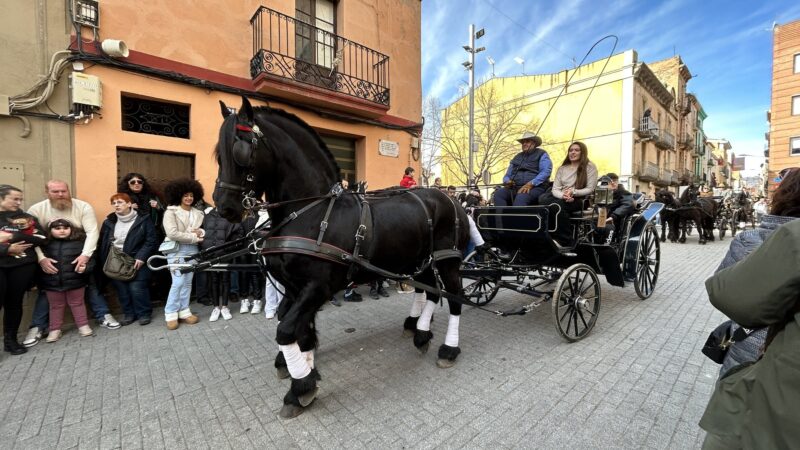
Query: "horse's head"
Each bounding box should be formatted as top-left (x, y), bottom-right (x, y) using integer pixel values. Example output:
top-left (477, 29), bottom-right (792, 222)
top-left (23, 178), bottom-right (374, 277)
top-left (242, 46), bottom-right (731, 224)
top-left (655, 189), bottom-right (676, 206)
top-left (213, 96), bottom-right (263, 222)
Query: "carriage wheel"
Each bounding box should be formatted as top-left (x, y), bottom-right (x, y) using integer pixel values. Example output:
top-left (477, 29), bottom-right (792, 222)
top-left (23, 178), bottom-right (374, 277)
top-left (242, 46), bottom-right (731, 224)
top-left (462, 251), bottom-right (500, 306)
top-left (551, 263), bottom-right (601, 342)
top-left (730, 211), bottom-right (739, 237)
top-left (634, 224), bottom-right (660, 300)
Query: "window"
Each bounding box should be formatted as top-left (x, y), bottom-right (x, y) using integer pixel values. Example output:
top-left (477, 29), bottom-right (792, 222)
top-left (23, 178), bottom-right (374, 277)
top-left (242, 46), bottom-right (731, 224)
top-left (296, 0), bottom-right (335, 69)
top-left (795, 53), bottom-right (800, 74)
top-left (792, 136), bottom-right (800, 156)
top-left (793, 95), bottom-right (800, 116)
top-left (121, 95), bottom-right (190, 139)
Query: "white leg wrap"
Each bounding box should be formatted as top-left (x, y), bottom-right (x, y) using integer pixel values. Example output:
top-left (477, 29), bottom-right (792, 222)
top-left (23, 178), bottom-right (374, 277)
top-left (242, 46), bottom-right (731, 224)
top-left (416, 301), bottom-right (437, 331)
top-left (467, 215), bottom-right (485, 246)
top-left (279, 343), bottom-right (311, 379)
top-left (410, 292), bottom-right (427, 317)
top-left (303, 350), bottom-right (315, 369)
top-left (444, 315), bottom-right (460, 347)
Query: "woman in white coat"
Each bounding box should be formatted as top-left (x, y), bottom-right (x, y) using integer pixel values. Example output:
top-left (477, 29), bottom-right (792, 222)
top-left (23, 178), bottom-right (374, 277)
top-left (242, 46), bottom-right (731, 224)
top-left (162, 179), bottom-right (205, 330)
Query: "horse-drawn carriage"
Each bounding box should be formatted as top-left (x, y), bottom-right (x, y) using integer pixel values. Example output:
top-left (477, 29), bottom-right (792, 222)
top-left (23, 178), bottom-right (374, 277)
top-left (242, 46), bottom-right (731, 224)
top-left (461, 187), bottom-right (663, 342)
top-left (149, 97), bottom-right (664, 417)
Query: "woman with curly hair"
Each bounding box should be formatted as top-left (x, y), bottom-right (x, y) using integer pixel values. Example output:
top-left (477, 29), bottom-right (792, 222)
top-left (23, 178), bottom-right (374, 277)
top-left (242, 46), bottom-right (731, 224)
top-left (117, 173), bottom-right (164, 232)
top-left (162, 178), bottom-right (205, 330)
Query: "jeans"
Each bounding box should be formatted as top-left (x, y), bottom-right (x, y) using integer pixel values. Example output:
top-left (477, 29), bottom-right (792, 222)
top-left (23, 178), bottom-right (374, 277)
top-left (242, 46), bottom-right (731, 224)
top-left (112, 266), bottom-right (152, 320)
top-left (492, 185), bottom-right (547, 206)
top-left (30, 274), bottom-right (110, 331)
top-left (165, 244), bottom-right (197, 319)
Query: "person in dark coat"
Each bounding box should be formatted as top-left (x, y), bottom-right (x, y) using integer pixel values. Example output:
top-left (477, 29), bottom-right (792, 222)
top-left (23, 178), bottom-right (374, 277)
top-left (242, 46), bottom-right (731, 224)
top-left (99, 193), bottom-right (159, 326)
top-left (199, 207), bottom-right (242, 321)
top-left (39, 219), bottom-right (94, 342)
top-left (492, 131), bottom-right (553, 206)
top-left (0, 185), bottom-right (47, 354)
top-left (117, 173), bottom-right (165, 234)
top-left (606, 172), bottom-right (634, 238)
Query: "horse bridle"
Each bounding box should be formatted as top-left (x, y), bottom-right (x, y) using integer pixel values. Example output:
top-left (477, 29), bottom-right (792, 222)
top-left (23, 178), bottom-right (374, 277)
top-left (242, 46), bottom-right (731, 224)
top-left (216, 120), bottom-right (266, 210)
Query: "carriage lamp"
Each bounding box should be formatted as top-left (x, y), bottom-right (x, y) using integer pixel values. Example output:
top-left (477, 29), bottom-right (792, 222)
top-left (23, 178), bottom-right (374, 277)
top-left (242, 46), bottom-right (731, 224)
top-left (594, 179), bottom-right (614, 206)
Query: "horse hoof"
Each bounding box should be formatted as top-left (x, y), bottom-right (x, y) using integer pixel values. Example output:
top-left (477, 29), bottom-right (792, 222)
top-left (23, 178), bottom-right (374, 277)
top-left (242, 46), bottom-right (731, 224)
top-left (297, 386), bottom-right (319, 407)
top-left (436, 358), bottom-right (456, 369)
top-left (276, 367), bottom-right (290, 380)
top-left (417, 341), bottom-right (430, 354)
top-left (278, 404), bottom-right (305, 419)
top-left (402, 329), bottom-right (414, 338)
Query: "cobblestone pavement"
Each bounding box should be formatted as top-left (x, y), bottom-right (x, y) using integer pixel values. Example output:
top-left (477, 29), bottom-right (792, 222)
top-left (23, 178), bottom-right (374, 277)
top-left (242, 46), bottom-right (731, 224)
top-left (1, 234), bottom-right (731, 449)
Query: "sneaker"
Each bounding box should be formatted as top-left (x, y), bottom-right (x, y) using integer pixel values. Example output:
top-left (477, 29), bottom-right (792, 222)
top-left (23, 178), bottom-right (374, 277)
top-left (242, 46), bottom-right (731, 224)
top-left (45, 330), bottom-right (62, 343)
top-left (330, 297), bottom-right (342, 307)
top-left (120, 315), bottom-right (135, 326)
top-left (378, 285), bottom-right (390, 297)
top-left (99, 314), bottom-right (121, 330)
top-left (250, 300), bottom-right (263, 314)
top-left (369, 287), bottom-right (380, 299)
top-left (240, 299), bottom-right (251, 314)
top-left (23, 327), bottom-right (42, 348)
top-left (265, 310), bottom-right (276, 320)
top-left (78, 325), bottom-right (94, 337)
top-left (343, 291), bottom-right (363, 302)
top-left (139, 317), bottom-right (151, 326)
top-left (221, 307), bottom-right (232, 320)
top-left (209, 307), bottom-right (221, 322)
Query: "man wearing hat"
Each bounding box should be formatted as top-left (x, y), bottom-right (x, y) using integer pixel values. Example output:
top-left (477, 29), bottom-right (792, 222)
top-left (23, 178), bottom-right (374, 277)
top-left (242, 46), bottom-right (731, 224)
top-left (492, 131), bottom-right (553, 206)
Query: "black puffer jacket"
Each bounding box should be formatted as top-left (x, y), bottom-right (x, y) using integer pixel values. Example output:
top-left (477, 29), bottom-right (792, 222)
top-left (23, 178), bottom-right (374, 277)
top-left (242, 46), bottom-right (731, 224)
top-left (38, 238), bottom-right (93, 291)
top-left (200, 209), bottom-right (243, 251)
top-left (99, 212), bottom-right (159, 265)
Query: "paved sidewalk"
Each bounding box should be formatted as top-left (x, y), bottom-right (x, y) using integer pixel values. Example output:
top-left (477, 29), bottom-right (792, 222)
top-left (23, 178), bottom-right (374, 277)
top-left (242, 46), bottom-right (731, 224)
top-left (1, 235), bottom-right (730, 449)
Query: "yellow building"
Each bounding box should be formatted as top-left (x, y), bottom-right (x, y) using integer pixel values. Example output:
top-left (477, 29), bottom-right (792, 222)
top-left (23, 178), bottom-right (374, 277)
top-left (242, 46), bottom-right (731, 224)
top-left (440, 50), bottom-right (704, 196)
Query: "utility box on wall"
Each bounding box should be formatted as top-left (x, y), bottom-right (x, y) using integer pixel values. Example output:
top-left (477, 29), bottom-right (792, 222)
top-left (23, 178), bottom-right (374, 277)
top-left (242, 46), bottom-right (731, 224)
top-left (70, 72), bottom-right (102, 115)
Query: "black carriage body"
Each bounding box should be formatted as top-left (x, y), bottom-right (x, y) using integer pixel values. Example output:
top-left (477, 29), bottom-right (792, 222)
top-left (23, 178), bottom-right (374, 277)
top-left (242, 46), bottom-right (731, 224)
top-left (472, 205), bottom-right (626, 286)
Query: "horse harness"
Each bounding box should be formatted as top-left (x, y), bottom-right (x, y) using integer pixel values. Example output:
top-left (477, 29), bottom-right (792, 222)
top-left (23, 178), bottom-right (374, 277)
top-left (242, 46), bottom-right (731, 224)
top-left (258, 184), bottom-right (463, 298)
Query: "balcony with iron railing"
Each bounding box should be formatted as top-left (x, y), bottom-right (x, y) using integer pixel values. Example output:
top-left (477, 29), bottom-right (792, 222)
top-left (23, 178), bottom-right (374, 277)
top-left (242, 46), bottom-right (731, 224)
top-left (682, 169), bottom-right (694, 184)
top-left (677, 131), bottom-right (694, 148)
top-left (249, 7), bottom-right (391, 114)
top-left (637, 117), bottom-right (660, 139)
top-left (656, 168), bottom-right (672, 186)
top-left (656, 130), bottom-right (675, 150)
top-left (670, 169), bottom-right (681, 186)
top-left (636, 161), bottom-right (660, 182)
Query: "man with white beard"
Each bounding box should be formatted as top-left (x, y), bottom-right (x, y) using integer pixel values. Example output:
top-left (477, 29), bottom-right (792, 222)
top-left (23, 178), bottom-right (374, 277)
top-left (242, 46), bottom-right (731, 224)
top-left (23, 180), bottom-right (120, 347)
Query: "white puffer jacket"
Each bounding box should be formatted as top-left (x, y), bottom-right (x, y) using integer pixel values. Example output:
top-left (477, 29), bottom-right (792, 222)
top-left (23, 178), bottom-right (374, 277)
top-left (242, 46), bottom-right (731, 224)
top-left (163, 206), bottom-right (205, 244)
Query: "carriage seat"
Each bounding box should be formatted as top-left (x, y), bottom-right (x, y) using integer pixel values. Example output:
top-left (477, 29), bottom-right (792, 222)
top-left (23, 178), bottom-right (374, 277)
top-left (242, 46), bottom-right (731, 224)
top-left (632, 192), bottom-right (645, 208)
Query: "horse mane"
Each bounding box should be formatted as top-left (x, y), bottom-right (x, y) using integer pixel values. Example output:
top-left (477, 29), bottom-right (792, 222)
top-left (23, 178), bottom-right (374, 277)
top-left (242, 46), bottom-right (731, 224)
top-left (253, 106), bottom-right (341, 176)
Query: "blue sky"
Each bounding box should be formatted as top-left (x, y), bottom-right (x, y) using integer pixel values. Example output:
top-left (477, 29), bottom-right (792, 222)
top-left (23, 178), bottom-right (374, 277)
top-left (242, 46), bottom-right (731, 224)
top-left (421, 0), bottom-right (800, 172)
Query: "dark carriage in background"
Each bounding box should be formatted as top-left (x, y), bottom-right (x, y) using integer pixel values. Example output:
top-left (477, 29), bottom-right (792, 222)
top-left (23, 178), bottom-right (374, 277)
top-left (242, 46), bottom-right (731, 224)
top-left (461, 190), bottom-right (663, 342)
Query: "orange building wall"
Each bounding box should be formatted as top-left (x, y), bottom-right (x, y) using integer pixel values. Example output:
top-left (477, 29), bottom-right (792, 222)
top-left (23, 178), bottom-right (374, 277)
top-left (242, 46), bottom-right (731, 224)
top-left (769, 19), bottom-right (800, 191)
top-left (73, 0), bottom-right (422, 222)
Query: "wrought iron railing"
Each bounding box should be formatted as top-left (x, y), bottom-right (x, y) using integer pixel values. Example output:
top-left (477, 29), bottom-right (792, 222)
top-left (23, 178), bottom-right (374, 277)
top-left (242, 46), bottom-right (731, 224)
top-left (670, 169), bottom-right (681, 185)
top-left (636, 161), bottom-right (660, 181)
top-left (682, 169), bottom-right (694, 183)
top-left (659, 168), bottom-right (673, 185)
top-left (638, 117), bottom-right (660, 138)
top-left (657, 130), bottom-right (675, 149)
top-left (249, 6), bottom-right (390, 107)
top-left (678, 131), bottom-right (693, 147)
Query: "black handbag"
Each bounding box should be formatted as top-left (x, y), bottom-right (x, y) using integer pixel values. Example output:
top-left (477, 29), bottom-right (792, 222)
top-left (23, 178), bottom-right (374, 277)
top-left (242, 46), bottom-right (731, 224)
top-left (103, 245), bottom-right (137, 281)
top-left (702, 320), bottom-right (733, 364)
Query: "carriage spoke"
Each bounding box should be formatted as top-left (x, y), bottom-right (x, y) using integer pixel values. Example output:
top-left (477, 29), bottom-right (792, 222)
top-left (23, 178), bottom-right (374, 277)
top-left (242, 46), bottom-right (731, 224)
top-left (572, 309), bottom-right (579, 337)
top-left (577, 307), bottom-right (589, 330)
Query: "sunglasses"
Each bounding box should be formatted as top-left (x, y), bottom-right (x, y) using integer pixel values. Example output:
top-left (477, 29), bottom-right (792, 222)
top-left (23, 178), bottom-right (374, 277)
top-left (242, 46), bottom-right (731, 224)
top-left (128, 179), bottom-right (143, 185)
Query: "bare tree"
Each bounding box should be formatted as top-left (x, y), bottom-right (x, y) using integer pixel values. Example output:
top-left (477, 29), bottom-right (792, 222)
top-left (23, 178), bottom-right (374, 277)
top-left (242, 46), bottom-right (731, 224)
top-left (420, 96), bottom-right (444, 186)
top-left (436, 83), bottom-right (536, 186)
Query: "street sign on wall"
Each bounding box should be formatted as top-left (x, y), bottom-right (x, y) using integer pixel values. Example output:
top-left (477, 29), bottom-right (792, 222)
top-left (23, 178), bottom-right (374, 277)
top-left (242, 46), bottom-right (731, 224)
top-left (379, 140), bottom-right (399, 157)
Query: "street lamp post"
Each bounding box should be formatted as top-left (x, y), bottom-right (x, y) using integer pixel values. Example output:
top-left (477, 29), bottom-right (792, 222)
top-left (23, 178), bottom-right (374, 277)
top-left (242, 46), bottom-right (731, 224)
top-left (463, 24), bottom-right (485, 187)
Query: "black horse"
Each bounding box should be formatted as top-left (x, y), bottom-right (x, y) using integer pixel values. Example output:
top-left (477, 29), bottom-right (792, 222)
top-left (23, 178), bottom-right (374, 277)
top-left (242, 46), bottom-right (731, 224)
top-left (680, 185), bottom-right (718, 242)
top-left (212, 97), bottom-right (469, 418)
top-left (655, 189), bottom-right (711, 244)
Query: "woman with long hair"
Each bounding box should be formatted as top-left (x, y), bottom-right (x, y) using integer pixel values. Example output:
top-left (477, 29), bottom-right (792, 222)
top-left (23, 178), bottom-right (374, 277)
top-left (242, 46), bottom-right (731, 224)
top-left (538, 141), bottom-right (598, 244)
top-left (118, 173), bottom-right (165, 232)
top-left (162, 178), bottom-right (205, 330)
top-left (0, 185), bottom-right (47, 354)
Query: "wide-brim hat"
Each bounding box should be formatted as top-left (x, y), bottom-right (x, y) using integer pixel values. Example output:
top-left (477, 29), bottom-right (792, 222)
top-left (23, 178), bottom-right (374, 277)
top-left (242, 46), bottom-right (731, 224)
top-left (517, 131), bottom-right (542, 146)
